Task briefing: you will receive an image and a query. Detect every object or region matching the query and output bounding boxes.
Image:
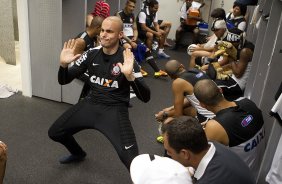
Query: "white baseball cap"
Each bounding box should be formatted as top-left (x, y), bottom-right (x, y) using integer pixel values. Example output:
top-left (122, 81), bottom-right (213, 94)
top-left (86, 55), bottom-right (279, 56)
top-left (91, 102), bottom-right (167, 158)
top-left (211, 19), bottom-right (227, 31)
top-left (130, 154), bottom-right (192, 184)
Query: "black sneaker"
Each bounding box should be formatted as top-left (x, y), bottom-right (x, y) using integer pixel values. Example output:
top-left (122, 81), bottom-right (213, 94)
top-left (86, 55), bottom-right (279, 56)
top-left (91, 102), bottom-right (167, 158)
top-left (59, 152), bottom-right (86, 164)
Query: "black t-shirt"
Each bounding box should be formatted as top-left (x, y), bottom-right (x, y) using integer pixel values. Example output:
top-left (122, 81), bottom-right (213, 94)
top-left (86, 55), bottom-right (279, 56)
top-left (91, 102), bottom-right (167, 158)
top-left (76, 31), bottom-right (96, 51)
top-left (178, 69), bottom-right (210, 88)
top-left (136, 8), bottom-right (156, 32)
top-left (58, 46), bottom-right (150, 105)
top-left (213, 98), bottom-right (264, 147)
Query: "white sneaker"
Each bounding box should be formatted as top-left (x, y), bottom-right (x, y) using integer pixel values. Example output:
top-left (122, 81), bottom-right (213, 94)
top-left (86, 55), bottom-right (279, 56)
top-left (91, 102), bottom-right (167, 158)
top-left (158, 51), bottom-right (170, 59)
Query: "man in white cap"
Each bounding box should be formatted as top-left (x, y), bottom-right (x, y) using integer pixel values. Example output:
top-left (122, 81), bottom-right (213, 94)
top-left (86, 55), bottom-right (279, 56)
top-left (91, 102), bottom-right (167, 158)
top-left (211, 19), bottom-right (242, 49)
top-left (130, 154), bottom-right (192, 184)
top-left (189, 18), bottom-right (242, 69)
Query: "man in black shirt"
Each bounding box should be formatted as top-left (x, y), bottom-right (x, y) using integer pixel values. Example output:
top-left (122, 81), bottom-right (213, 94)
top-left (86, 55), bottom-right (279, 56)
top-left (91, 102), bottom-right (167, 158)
top-left (48, 16), bottom-right (150, 170)
top-left (162, 116), bottom-right (256, 184)
top-left (194, 79), bottom-right (265, 178)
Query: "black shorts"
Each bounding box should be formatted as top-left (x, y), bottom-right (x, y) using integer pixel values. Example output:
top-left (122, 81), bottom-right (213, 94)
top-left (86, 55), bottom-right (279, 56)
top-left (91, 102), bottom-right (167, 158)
top-left (138, 27), bottom-right (157, 41)
top-left (182, 25), bottom-right (197, 32)
top-left (215, 77), bottom-right (243, 101)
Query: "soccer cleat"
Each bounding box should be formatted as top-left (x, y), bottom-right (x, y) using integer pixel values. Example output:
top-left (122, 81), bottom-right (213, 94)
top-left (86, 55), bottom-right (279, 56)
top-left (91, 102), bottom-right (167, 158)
top-left (154, 70), bottom-right (168, 77)
top-left (156, 135), bottom-right (164, 144)
top-left (140, 69), bottom-right (148, 77)
top-left (59, 152), bottom-right (86, 164)
top-left (158, 51), bottom-right (170, 59)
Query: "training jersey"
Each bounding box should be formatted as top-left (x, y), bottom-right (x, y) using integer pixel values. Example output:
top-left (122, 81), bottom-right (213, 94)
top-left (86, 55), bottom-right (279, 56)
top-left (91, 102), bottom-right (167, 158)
top-left (76, 31), bottom-right (96, 51)
top-left (117, 10), bottom-right (135, 37)
top-left (136, 7), bottom-right (157, 31)
top-left (217, 29), bottom-right (243, 49)
top-left (178, 69), bottom-right (215, 119)
top-left (226, 13), bottom-right (246, 31)
top-left (58, 46), bottom-right (150, 105)
top-left (213, 98), bottom-right (265, 178)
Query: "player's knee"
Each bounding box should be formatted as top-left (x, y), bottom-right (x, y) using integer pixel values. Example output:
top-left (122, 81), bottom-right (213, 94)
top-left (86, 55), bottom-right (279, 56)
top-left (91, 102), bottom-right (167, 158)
top-left (166, 22), bottom-right (172, 27)
top-left (0, 142), bottom-right (7, 161)
top-left (146, 32), bottom-right (154, 39)
top-left (48, 127), bottom-right (62, 142)
top-left (123, 43), bottom-right (132, 50)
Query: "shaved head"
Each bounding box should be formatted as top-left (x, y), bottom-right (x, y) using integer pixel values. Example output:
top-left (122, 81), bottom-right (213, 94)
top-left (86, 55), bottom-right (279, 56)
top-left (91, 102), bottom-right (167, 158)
top-left (103, 16), bottom-right (124, 32)
top-left (240, 48), bottom-right (253, 62)
top-left (165, 60), bottom-right (184, 78)
top-left (194, 79), bottom-right (223, 106)
top-left (90, 16), bottom-right (104, 28)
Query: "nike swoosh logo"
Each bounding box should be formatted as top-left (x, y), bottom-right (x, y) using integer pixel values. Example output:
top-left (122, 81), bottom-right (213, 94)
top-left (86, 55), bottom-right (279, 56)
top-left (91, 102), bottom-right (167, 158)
top-left (125, 144), bottom-right (134, 150)
top-left (92, 63), bottom-right (99, 66)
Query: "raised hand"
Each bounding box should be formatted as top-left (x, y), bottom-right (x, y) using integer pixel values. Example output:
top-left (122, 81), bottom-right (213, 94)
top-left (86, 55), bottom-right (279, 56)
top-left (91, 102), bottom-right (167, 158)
top-left (60, 39), bottom-right (81, 68)
top-left (117, 48), bottom-right (135, 81)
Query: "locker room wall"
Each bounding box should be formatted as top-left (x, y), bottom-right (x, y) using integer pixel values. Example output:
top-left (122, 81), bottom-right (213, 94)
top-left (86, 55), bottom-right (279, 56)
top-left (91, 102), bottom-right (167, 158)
top-left (0, 0), bottom-right (16, 65)
top-left (243, 0), bottom-right (282, 183)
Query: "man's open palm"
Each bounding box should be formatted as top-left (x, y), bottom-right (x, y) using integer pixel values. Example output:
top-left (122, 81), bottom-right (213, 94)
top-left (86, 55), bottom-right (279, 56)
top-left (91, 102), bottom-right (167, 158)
top-left (60, 39), bottom-right (81, 68)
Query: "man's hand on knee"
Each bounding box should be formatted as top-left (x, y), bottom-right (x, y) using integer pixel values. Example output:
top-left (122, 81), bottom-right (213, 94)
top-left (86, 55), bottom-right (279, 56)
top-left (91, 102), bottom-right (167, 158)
top-left (0, 141), bottom-right (7, 161)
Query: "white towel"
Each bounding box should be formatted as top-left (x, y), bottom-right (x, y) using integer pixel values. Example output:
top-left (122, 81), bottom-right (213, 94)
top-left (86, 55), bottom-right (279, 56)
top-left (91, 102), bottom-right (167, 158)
top-left (271, 93), bottom-right (282, 119)
top-left (0, 83), bottom-right (18, 98)
top-left (250, 5), bottom-right (260, 25)
top-left (266, 133), bottom-right (282, 184)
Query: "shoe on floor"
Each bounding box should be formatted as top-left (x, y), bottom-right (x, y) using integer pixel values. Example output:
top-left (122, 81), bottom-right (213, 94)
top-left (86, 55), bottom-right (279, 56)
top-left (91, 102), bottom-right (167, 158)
top-left (59, 152), bottom-right (86, 164)
top-left (140, 69), bottom-right (148, 77)
top-left (156, 135), bottom-right (164, 144)
top-left (164, 42), bottom-right (172, 47)
top-left (158, 51), bottom-right (170, 59)
top-left (154, 70), bottom-right (168, 77)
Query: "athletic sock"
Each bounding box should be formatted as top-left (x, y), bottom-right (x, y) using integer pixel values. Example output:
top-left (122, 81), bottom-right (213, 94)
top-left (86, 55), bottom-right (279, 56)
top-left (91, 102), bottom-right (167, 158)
top-left (145, 51), bottom-right (160, 72)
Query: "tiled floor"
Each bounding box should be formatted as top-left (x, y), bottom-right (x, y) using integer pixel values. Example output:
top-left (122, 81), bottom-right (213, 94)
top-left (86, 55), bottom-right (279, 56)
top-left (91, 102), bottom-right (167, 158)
top-left (0, 41), bottom-right (22, 91)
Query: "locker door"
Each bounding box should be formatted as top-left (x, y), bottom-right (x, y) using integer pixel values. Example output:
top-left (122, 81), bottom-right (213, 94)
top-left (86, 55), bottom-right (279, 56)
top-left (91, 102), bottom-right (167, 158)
top-left (256, 1), bottom-right (282, 182)
top-left (244, 0), bottom-right (274, 102)
top-left (61, 0), bottom-right (87, 104)
top-left (28, 0), bottom-right (62, 101)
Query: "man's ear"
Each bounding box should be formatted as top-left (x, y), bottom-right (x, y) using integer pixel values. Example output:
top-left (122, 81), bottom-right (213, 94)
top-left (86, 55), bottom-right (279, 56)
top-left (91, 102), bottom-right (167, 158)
top-left (119, 31), bottom-right (124, 39)
top-left (180, 149), bottom-right (190, 160)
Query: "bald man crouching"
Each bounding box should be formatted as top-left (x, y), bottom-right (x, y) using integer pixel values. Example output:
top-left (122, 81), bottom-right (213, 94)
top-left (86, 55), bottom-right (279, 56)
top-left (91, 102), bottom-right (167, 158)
top-left (48, 17), bottom-right (150, 170)
top-left (194, 79), bottom-right (265, 179)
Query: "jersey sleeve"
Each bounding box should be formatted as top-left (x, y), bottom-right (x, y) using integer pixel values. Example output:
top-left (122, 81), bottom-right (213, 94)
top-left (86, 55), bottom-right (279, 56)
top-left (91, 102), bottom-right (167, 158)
top-left (138, 12), bottom-right (146, 24)
top-left (154, 13), bottom-right (158, 23)
top-left (58, 50), bottom-right (90, 85)
top-left (129, 61), bottom-right (150, 103)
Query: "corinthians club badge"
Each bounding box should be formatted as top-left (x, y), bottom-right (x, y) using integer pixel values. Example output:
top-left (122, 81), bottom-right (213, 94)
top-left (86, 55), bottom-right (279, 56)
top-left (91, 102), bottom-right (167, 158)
top-left (111, 64), bottom-right (121, 76)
